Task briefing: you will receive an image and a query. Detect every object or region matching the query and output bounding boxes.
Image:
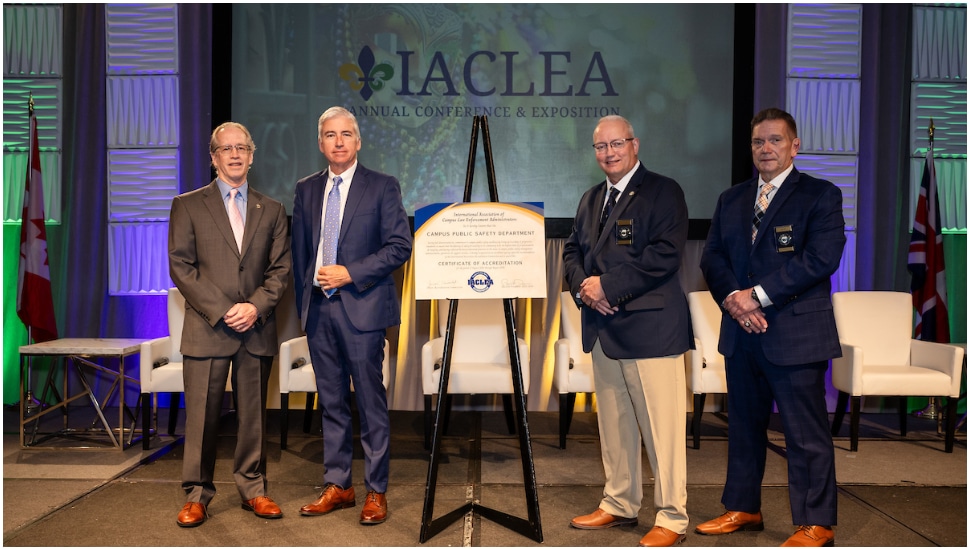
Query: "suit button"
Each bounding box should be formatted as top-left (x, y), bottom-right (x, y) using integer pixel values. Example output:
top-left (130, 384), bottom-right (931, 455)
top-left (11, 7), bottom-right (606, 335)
top-left (239, 266), bottom-right (244, 272)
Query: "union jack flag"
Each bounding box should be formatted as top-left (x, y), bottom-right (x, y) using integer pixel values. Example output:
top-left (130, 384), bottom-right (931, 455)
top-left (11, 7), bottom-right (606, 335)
top-left (907, 145), bottom-right (949, 342)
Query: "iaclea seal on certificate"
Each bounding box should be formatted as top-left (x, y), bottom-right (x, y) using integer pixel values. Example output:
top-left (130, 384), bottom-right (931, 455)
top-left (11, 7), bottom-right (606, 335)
top-left (467, 271), bottom-right (494, 293)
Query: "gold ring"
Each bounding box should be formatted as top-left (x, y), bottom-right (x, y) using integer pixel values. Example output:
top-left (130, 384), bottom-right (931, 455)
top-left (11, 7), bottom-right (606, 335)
top-left (744, 320), bottom-right (751, 327)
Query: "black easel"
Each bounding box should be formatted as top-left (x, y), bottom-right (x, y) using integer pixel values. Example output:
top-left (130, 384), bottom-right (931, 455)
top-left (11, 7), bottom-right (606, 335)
top-left (419, 116), bottom-right (543, 543)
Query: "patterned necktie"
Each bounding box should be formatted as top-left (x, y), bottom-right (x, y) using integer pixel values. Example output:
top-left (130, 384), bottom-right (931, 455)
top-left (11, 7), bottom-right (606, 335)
top-left (227, 188), bottom-right (244, 252)
top-left (321, 176), bottom-right (343, 297)
top-left (751, 182), bottom-right (774, 243)
top-left (600, 186), bottom-right (620, 234)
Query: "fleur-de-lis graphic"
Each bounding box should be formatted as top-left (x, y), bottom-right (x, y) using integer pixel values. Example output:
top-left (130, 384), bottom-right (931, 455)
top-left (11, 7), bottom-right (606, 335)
top-left (339, 46), bottom-right (394, 101)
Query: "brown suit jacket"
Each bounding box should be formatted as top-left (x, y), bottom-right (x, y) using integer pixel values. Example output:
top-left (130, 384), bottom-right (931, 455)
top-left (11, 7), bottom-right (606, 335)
top-left (168, 180), bottom-right (291, 357)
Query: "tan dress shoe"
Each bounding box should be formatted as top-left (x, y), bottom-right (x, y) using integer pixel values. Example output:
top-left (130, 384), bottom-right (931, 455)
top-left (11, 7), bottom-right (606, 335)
top-left (781, 525), bottom-right (835, 547)
top-left (300, 484), bottom-right (356, 516)
top-left (242, 495), bottom-right (283, 519)
top-left (639, 526), bottom-right (686, 547)
top-left (359, 491), bottom-right (387, 524)
top-left (570, 508), bottom-right (638, 529)
top-left (176, 502), bottom-right (207, 528)
top-left (694, 510), bottom-right (764, 535)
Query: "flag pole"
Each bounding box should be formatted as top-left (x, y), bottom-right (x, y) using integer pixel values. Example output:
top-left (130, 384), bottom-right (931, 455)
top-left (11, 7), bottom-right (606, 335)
top-left (913, 118), bottom-right (939, 421)
top-left (23, 93), bottom-right (41, 417)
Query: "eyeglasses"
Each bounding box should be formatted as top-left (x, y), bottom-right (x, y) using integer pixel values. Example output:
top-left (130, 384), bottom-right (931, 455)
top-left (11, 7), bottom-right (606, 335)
top-left (213, 144), bottom-right (253, 155)
top-left (751, 137), bottom-right (786, 149)
top-left (592, 138), bottom-right (634, 153)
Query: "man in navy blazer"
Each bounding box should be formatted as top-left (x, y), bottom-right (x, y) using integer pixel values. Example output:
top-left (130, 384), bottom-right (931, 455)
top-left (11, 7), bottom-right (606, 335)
top-left (291, 107), bottom-right (412, 525)
top-left (697, 108), bottom-right (845, 547)
top-left (563, 115), bottom-right (691, 547)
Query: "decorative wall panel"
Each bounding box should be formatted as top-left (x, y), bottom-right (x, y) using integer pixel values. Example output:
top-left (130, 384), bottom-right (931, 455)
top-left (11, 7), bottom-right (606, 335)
top-left (909, 82), bottom-right (968, 158)
top-left (105, 4), bottom-right (178, 75)
top-left (787, 78), bottom-right (860, 154)
top-left (909, 157), bottom-right (968, 232)
top-left (2, 79), bottom-right (62, 150)
top-left (913, 6), bottom-right (967, 80)
top-left (3, 4), bottom-right (62, 76)
top-left (3, 151), bottom-right (61, 223)
top-left (107, 149), bottom-right (179, 221)
top-left (106, 76), bottom-right (179, 148)
top-left (793, 154), bottom-right (858, 231)
top-left (105, 4), bottom-right (179, 295)
top-left (788, 3), bottom-right (862, 78)
top-left (107, 222), bottom-right (171, 294)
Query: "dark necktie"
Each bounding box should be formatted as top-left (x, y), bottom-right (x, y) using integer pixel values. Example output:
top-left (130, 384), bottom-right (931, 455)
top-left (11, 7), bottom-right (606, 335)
top-left (600, 186), bottom-right (619, 234)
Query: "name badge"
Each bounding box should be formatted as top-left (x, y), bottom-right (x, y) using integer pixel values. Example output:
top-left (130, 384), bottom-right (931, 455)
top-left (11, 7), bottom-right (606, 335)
top-left (774, 225), bottom-right (794, 252)
top-left (615, 219), bottom-right (634, 245)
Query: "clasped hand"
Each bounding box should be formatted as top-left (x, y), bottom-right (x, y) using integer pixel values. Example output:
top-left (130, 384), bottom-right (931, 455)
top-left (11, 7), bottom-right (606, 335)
top-left (579, 276), bottom-right (619, 316)
top-left (224, 302), bottom-right (258, 333)
top-left (723, 288), bottom-right (768, 334)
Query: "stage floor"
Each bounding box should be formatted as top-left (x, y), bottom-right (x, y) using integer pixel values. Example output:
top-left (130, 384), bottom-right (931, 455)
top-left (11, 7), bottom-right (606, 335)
top-left (4, 405), bottom-right (966, 547)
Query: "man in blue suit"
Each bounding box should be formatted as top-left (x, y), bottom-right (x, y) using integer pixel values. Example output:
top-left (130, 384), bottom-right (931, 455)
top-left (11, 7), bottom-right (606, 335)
top-left (697, 108), bottom-right (845, 547)
top-left (291, 106), bottom-right (412, 525)
top-left (563, 115), bottom-right (691, 547)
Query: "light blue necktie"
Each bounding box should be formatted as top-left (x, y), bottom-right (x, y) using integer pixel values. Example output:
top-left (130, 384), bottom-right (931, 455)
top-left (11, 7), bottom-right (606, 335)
top-left (320, 176), bottom-right (342, 297)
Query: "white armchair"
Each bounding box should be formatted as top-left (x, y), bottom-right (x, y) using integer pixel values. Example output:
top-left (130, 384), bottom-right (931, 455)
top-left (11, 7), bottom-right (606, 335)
top-left (278, 336), bottom-right (390, 450)
top-left (686, 290), bottom-right (728, 449)
top-left (138, 288), bottom-right (232, 450)
top-left (421, 299), bottom-right (530, 449)
top-left (554, 291), bottom-right (595, 449)
top-left (830, 291), bottom-right (965, 452)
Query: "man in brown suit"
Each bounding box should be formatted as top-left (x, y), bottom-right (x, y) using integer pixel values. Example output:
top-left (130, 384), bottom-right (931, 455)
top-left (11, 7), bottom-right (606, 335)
top-left (168, 122), bottom-right (291, 527)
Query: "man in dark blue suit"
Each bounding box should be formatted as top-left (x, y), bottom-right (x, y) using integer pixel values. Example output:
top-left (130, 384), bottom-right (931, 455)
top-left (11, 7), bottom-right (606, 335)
top-left (291, 106), bottom-right (412, 525)
top-left (563, 115), bottom-right (691, 547)
top-left (697, 108), bottom-right (845, 547)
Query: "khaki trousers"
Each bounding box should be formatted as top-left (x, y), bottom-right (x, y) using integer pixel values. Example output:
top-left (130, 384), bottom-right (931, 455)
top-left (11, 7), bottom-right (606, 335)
top-left (591, 339), bottom-right (689, 533)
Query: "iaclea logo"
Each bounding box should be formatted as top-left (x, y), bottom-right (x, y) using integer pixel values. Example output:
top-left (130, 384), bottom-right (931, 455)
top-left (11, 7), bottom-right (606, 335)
top-left (339, 46), bottom-right (394, 101)
top-left (340, 45), bottom-right (617, 102)
top-left (467, 271), bottom-right (493, 293)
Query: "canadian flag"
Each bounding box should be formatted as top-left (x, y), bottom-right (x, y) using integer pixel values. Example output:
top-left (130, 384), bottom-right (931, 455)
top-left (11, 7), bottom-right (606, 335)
top-left (17, 110), bottom-right (58, 343)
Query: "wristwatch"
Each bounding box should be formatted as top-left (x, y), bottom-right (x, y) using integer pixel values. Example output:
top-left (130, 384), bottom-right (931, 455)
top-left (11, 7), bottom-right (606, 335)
top-left (751, 288), bottom-right (762, 307)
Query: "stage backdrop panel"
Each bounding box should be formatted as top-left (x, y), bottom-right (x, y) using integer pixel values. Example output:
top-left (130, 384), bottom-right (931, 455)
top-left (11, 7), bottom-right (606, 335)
top-left (230, 4), bottom-right (735, 221)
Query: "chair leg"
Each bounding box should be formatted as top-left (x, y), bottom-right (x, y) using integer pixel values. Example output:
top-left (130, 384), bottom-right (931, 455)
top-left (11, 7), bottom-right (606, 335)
top-left (898, 397), bottom-right (908, 437)
top-left (849, 396), bottom-right (861, 452)
top-left (559, 393), bottom-right (576, 450)
top-left (691, 393), bottom-right (707, 450)
top-left (142, 392), bottom-right (151, 451)
top-left (167, 392), bottom-right (180, 436)
top-left (303, 392), bottom-right (315, 433)
top-left (944, 397), bottom-right (957, 453)
top-left (831, 391), bottom-right (849, 436)
top-left (502, 394), bottom-right (516, 435)
top-left (424, 394), bottom-right (433, 450)
top-left (280, 393), bottom-right (289, 450)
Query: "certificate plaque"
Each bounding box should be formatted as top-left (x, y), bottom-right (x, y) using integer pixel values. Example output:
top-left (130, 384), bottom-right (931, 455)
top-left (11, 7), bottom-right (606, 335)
top-left (414, 202), bottom-right (546, 300)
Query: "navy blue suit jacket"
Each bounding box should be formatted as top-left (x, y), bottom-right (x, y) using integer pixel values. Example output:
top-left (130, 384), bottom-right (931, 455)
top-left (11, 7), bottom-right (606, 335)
top-left (563, 164), bottom-right (691, 360)
top-left (291, 164), bottom-right (412, 332)
top-left (700, 168), bottom-right (845, 365)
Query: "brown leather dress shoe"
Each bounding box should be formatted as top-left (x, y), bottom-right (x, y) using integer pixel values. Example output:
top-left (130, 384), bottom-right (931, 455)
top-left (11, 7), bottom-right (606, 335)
top-left (242, 495), bottom-right (283, 519)
top-left (694, 510), bottom-right (764, 535)
top-left (176, 502), bottom-right (207, 528)
top-left (781, 525), bottom-right (835, 547)
top-left (359, 491), bottom-right (388, 524)
top-left (570, 508), bottom-right (638, 529)
top-left (639, 526), bottom-right (687, 547)
top-left (300, 484), bottom-right (356, 516)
